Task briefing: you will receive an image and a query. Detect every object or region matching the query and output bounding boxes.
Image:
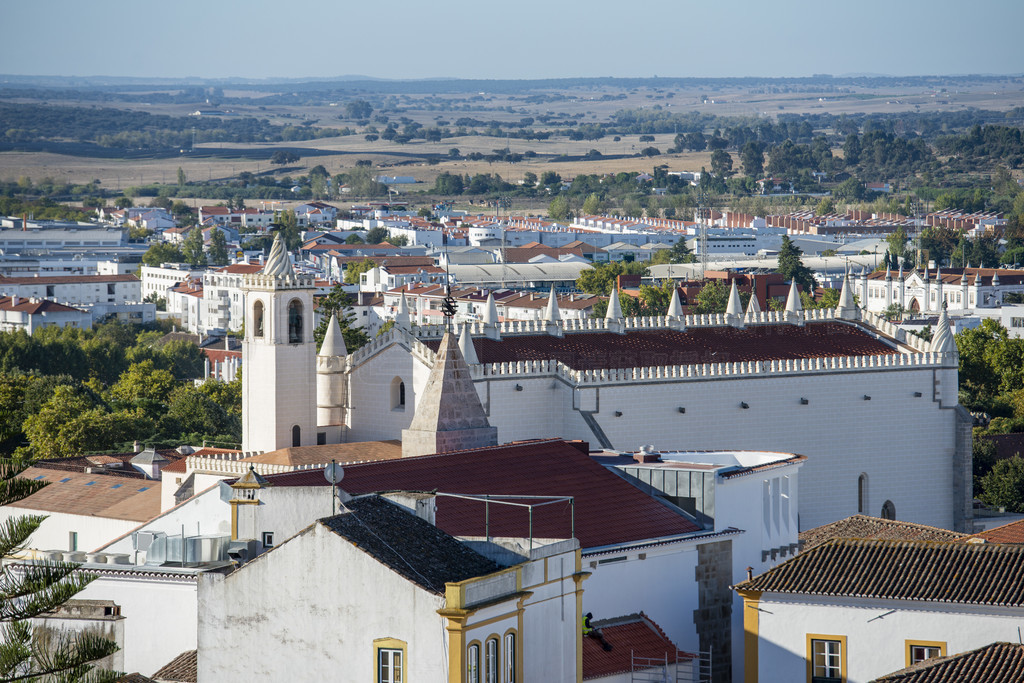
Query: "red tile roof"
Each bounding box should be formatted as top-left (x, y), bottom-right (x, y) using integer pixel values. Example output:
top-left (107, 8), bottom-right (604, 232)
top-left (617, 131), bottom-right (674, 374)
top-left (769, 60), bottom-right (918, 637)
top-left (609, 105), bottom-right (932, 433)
top-left (583, 613), bottom-right (692, 680)
top-left (427, 322), bottom-right (896, 371)
top-left (262, 439), bottom-right (700, 549)
top-left (965, 519), bottom-right (1024, 545)
top-left (800, 515), bottom-right (967, 550)
top-left (0, 296), bottom-right (82, 314)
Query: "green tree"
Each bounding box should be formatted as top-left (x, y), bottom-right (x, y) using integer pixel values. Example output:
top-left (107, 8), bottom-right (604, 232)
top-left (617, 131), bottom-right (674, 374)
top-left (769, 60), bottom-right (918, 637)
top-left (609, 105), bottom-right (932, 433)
top-left (777, 236), bottom-right (816, 292)
top-left (344, 100), bottom-right (373, 119)
top-left (576, 261), bottom-right (649, 296)
top-left (886, 225), bottom-right (910, 262)
top-left (141, 242), bottom-right (186, 267)
top-left (345, 234), bottom-right (365, 245)
top-left (272, 210), bottom-right (302, 250)
top-left (208, 228), bottom-right (229, 266)
top-left (650, 239), bottom-right (695, 265)
top-left (110, 360), bottom-right (177, 404)
top-left (582, 193), bottom-right (604, 216)
top-left (177, 167), bottom-right (186, 187)
top-left (270, 150), bottom-right (300, 165)
top-left (344, 259), bottom-right (377, 285)
top-left (0, 458), bottom-right (120, 681)
top-left (710, 149), bottom-right (733, 178)
top-left (365, 226), bottom-right (390, 245)
top-left (181, 227), bottom-right (206, 266)
top-left (815, 198), bottom-right (836, 216)
top-left (740, 141), bottom-right (764, 177)
top-left (548, 196), bottom-right (570, 221)
top-left (981, 456), bottom-right (1024, 512)
top-left (313, 285), bottom-right (369, 352)
top-left (695, 280), bottom-right (730, 314)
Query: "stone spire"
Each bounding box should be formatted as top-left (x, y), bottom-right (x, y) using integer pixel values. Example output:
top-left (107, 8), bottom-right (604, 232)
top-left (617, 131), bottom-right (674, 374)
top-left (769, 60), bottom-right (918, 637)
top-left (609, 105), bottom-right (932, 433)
top-left (318, 313), bottom-right (347, 358)
top-left (666, 287), bottom-right (683, 318)
top-left (785, 280), bottom-right (803, 313)
top-left (401, 332), bottom-right (497, 458)
top-left (262, 231), bottom-right (294, 278)
top-left (543, 286), bottom-right (560, 322)
top-left (482, 291), bottom-right (498, 325)
top-left (885, 263), bottom-right (892, 280)
top-left (930, 302), bottom-right (956, 355)
top-left (605, 287), bottom-right (623, 320)
top-left (725, 280), bottom-right (743, 316)
top-left (395, 291), bottom-right (411, 328)
top-left (836, 270), bottom-right (858, 319)
top-left (745, 289), bottom-right (761, 320)
top-left (458, 323), bottom-right (479, 365)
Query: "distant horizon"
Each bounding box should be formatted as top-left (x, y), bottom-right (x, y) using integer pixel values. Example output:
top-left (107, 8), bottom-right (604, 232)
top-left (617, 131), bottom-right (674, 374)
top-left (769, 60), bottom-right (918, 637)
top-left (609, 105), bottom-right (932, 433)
top-left (3, 0), bottom-right (1023, 83)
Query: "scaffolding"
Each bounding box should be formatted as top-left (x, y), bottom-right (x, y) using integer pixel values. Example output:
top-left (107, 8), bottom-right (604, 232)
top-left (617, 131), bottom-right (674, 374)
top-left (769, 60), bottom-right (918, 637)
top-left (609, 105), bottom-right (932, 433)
top-left (630, 649), bottom-right (711, 683)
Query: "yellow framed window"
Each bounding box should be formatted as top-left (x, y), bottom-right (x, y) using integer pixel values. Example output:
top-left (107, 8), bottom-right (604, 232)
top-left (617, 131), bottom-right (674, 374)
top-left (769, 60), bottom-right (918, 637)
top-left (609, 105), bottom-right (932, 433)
top-left (906, 640), bottom-right (946, 667)
top-left (807, 634), bottom-right (846, 683)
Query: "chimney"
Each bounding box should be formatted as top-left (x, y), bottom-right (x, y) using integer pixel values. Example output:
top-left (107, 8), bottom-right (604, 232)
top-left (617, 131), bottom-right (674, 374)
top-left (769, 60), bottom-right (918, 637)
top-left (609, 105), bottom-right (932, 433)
top-left (633, 445), bottom-right (661, 463)
top-left (133, 441), bottom-right (142, 453)
top-left (11, 295), bottom-right (18, 307)
top-left (746, 567), bottom-right (753, 581)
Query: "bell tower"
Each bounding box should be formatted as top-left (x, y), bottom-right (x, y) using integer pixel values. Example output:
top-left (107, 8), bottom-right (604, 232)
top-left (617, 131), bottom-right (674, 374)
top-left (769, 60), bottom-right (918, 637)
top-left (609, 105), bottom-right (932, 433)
top-left (241, 232), bottom-right (317, 452)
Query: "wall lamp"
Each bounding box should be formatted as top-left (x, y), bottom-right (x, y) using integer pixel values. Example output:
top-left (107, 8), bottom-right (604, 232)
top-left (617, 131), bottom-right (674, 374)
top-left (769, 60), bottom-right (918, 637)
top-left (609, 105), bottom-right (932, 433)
top-left (678, 407), bottom-right (686, 414)
top-left (863, 395), bottom-right (871, 401)
top-left (740, 402), bottom-right (750, 409)
top-left (913, 391), bottom-right (923, 397)
top-left (800, 398), bottom-right (809, 405)
top-left (614, 411), bottom-right (623, 417)
top-left (514, 384), bottom-right (523, 391)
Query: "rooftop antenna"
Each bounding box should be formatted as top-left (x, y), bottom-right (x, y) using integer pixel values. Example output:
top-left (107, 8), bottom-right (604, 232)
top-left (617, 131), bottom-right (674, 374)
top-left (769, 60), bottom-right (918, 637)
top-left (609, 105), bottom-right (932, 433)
top-left (697, 185), bottom-right (709, 279)
top-left (323, 460), bottom-right (344, 516)
top-left (441, 229), bottom-right (456, 333)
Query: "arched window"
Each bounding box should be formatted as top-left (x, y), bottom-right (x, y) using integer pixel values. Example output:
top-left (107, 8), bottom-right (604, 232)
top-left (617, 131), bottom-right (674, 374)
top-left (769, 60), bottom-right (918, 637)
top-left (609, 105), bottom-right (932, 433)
top-left (484, 638), bottom-right (498, 683)
top-left (292, 425), bottom-right (301, 447)
top-left (288, 299), bottom-right (303, 343)
top-left (391, 377), bottom-right (406, 411)
top-left (467, 643), bottom-right (480, 683)
top-left (881, 500), bottom-right (896, 520)
top-left (503, 632), bottom-right (517, 683)
top-left (858, 473), bottom-right (868, 514)
top-left (253, 300), bottom-right (264, 338)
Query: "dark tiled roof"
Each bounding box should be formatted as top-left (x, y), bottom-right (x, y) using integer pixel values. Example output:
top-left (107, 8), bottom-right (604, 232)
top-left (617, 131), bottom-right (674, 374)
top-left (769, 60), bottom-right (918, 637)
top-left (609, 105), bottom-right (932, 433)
top-left (321, 496), bottom-right (499, 594)
top-left (799, 515), bottom-right (967, 550)
top-left (33, 449), bottom-right (186, 480)
top-left (871, 642), bottom-right (1024, 682)
top-left (115, 675), bottom-right (154, 683)
top-left (152, 649), bottom-right (197, 682)
top-left (583, 613), bottom-right (692, 680)
top-left (965, 519), bottom-right (1024, 545)
top-left (427, 322), bottom-right (896, 371)
top-left (262, 439), bottom-right (700, 549)
top-left (737, 539), bottom-right (1024, 606)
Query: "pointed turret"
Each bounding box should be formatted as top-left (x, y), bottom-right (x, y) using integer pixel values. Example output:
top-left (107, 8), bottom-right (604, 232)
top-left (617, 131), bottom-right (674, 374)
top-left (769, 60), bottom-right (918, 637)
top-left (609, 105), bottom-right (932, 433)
top-left (885, 263), bottom-right (892, 281)
top-left (482, 291), bottom-right (498, 325)
top-left (725, 280), bottom-right (743, 326)
top-left (318, 313), bottom-right (347, 358)
top-left (401, 332), bottom-right (497, 458)
top-left (836, 270), bottom-right (858, 320)
top-left (395, 291), bottom-right (411, 328)
top-left (543, 286), bottom-right (560, 322)
top-left (784, 280), bottom-right (803, 324)
top-left (262, 231), bottom-right (294, 278)
top-left (605, 287), bottom-right (623, 320)
top-left (745, 289), bottom-right (762, 320)
top-left (458, 323), bottom-right (479, 365)
top-left (666, 287), bottom-right (683, 318)
top-left (930, 302), bottom-right (957, 356)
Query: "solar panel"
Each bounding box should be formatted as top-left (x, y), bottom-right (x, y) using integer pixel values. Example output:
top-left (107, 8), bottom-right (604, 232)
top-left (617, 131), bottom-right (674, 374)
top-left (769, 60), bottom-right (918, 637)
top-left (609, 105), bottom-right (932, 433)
top-left (111, 484), bottom-right (122, 489)
top-left (85, 481), bottom-right (95, 486)
top-left (59, 478), bottom-right (71, 483)
top-left (138, 487), bottom-right (149, 492)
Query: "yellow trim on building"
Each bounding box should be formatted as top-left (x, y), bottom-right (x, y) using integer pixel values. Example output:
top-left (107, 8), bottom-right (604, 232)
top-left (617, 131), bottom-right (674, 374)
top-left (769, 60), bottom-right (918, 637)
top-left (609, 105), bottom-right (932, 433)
top-left (372, 637), bottom-right (407, 683)
top-left (806, 633), bottom-right (847, 683)
top-left (905, 639), bottom-right (946, 668)
top-left (736, 590), bottom-right (761, 683)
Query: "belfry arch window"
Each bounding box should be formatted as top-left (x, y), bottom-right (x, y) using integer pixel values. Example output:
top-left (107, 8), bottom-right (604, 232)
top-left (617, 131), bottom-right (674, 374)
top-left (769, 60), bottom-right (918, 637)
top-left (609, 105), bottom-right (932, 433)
top-left (288, 299), bottom-right (303, 344)
top-left (858, 473), bottom-right (868, 514)
top-left (881, 500), bottom-right (896, 520)
top-left (391, 377), bottom-right (406, 410)
top-left (292, 425), bottom-right (301, 447)
top-left (253, 300), bottom-right (264, 338)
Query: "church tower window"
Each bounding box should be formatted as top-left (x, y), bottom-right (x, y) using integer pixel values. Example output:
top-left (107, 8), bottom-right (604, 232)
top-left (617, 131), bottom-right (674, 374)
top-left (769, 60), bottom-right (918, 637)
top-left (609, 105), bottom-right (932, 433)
top-left (292, 425), bottom-right (301, 447)
top-left (253, 300), bottom-right (264, 338)
top-left (288, 299), bottom-right (303, 343)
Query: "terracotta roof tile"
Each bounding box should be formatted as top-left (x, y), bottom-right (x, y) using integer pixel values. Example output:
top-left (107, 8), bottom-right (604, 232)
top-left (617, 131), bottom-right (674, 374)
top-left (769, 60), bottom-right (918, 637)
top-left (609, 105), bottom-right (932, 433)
top-left (11, 467), bottom-right (161, 523)
top-left (965, 519), bottom-right (1024, 545)
top-left (428, 322), bottom-right (895, 371)
top-left (241, 440), bottom-right (401, 467)
top-left (737, 539), bottom-right (1024, 606)
top-left (262, 439), bottom-right (699, 549)
top-left (0, 296), bottom-right (83, 314)
top-left (583, 613), bottom-right (692, 680)
top-left (800, 515), bottom-right (967, 550)
top-left (152, 649), bottom-right (197, 682)
top-left (871, 642), bottom-right (1024, 682)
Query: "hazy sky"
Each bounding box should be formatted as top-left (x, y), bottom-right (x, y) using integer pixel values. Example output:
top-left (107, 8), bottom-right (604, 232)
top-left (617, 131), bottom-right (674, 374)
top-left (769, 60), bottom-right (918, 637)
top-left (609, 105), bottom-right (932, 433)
top-left (3, 0), bottom-right (1023, 81)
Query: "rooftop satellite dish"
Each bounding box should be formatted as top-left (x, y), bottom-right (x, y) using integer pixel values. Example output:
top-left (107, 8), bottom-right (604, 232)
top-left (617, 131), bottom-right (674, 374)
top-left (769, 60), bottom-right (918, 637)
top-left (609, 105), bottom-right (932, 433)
top-left (324, 462), bottom-right (345, 485)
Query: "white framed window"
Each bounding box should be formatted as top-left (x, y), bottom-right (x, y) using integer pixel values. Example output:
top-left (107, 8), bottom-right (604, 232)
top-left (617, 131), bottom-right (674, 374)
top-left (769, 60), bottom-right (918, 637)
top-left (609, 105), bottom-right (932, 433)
top-left (378, 648), bottom-right (402, 683)
top-left (910, 644), bottom-right (941, 664)
top-left (485, 638), bottom-right (498, 683)
top-left (503, 632), bottom-right (516, 683)
top-left (467, 643), bottom-right (480, 683)
top-left (261, 532), bottom-right (274, 548)
top-left (810, 637), bottom-right (844, 682)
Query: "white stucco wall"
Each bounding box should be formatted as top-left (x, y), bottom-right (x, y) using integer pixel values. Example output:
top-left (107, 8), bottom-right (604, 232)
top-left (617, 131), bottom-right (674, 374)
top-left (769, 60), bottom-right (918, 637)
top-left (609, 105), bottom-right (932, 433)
top-left (99, 486), bottom-right (229, 557)
top-left (75, 571), bottom-right (199, 676)
top-left (752, 594), bottom-right (1024, 683)
top-left (198, 522), bottom-right (450, 681)
top-left (0, 507), bottom-right (142, 555)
